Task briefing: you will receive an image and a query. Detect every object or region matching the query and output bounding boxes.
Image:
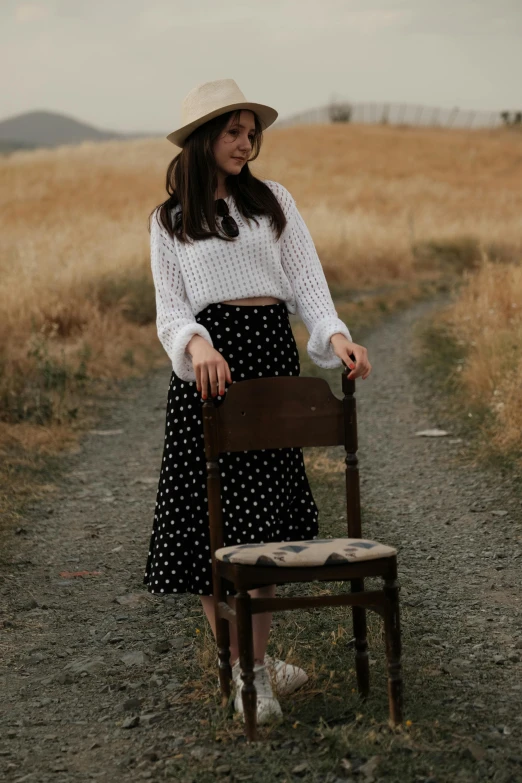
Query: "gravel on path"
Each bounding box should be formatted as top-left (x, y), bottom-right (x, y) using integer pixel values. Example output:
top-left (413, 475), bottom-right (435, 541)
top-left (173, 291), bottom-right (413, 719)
top-left (1, 296), bottom-right (521, 783)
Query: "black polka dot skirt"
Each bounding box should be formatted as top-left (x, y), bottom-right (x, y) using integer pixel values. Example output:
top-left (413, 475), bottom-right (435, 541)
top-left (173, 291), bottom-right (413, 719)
top-left (143, 301), bottom-right (319, 596)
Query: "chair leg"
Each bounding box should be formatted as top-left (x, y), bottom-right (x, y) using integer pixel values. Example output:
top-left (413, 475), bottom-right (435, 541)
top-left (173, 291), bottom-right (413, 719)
top-left (235, 589), bottom-right (257, 742)
top-left (351, 579), bottom-right (370, 698)
top-left (215, 606), bottom-right (232, 705)
top-left (383, 576), bottom-right (403, 725)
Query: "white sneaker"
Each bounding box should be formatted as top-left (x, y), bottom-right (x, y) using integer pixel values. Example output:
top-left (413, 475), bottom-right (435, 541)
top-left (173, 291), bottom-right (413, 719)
top-left (264, 655), bottom-right (308, 696)
top-left (233, 662), bottom-right (283, 724)
top-left (217, 657), bottom-right (308, 697)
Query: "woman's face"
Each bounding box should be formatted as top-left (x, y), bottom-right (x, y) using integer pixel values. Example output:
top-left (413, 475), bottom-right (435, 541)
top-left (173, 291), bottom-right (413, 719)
top-left (212, 110), bottom-right (256, 178)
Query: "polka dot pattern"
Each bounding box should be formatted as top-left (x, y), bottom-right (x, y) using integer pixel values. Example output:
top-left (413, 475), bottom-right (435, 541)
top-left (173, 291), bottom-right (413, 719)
top-left (143, 301), bottom-right (319, 596)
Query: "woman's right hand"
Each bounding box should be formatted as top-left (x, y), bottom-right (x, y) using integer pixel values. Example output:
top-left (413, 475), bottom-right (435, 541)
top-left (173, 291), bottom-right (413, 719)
top-left (186, 334), bottom-right (232, 399)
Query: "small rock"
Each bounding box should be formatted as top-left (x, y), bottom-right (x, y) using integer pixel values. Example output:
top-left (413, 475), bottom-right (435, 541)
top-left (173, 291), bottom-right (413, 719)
top-left (421, 634), bottom-right (443, 644)
top-left (115, 593), bottom-right (149, 607)
top-left (149, 675), bottom-right (163, 687)
top-left (215, 764), bottom-right (232, 775)
top-left (64, 657), bottom-right (105, 675)
top-left (101, 632), bottom-right (123, 644)
top-left (122, 715), bottom-right (140, 729)
top-left (27, 652), bottom-right (47, 664)
top-left (170, 638), bottom-right (187, 650)
top-left (89, 429), bottom-right (124, 436)
top-left (56, 672), bottom-right (74, 685)
top-left (190, 746), bottom-right (207, 760)
top-left (153, 640), bottom-right (171, 654)
top-left (39, 675), bottom-right (53, 686)
top-left (21, 598), bottom-right (38, 610)
top-left (491, 510), bottom-right (508, 517)
top-left (291, 762), bottom-right (309, 776)
top-left (449, 659), bottom-right (470, 669)
top-left (120, 651), bottom-right (147, 667)
top-left (415, 429), bottom-right (450, 437)
top-left (493, 655), bottom-right (505, 665)
top-left (441, 663), bottom-right (459, 676)
top-left (141, 712), bottom-right (164, 726)
top-left (122, 697), bottom-right (142, 712)
top-left (465, 742), bottom-right (486, 761)
top-left (508, 652), bottom-right (520, 663)
top-left (358, 756), bottom-right (379, 779)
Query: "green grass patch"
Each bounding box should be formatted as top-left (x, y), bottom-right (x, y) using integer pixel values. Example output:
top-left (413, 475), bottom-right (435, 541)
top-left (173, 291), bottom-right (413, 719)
top-left (412, 236), bottom-right (517, 275)
top-left (0, 332), bottom-right (93, 424)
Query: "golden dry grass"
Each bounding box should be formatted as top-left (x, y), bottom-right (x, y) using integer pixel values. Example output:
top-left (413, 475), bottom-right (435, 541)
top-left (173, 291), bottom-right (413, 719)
top-left (432, 258), bottom-right (522, 462)
top-left (1, 122), bottom-right (522, 520)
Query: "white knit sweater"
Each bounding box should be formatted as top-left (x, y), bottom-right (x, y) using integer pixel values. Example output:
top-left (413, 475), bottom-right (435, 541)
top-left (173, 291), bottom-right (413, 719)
top-left (150, 179), bottom-right (352, 382)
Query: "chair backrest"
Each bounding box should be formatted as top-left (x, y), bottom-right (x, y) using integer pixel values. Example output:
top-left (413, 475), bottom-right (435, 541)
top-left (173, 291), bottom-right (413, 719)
top-left (202, 368), bottom-right (362, 554)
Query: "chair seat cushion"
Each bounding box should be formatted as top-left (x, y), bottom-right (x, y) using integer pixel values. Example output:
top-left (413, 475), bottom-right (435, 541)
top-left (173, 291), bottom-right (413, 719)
top-left (214, 537), bottom-right (396, 568)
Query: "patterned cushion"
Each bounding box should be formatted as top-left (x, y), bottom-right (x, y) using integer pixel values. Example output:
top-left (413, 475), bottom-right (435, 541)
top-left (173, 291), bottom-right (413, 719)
top-left (214, 538), bottom-right (396, 567)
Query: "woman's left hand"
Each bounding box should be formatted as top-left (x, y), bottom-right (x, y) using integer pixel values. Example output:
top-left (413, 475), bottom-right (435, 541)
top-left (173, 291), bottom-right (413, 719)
top-left (330, 334), bottom-right (372, 380)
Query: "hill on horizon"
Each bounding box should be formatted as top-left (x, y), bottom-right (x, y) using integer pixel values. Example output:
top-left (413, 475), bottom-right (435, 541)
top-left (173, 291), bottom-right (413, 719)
top-left (0, 110), bottom-right (158, 153)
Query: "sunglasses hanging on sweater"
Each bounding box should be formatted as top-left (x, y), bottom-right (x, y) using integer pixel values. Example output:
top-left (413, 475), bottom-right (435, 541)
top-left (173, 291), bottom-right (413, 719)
top-left (173, 198), bottom-right (240, 238)
top-left (215, 198), bottom-right (239, 238)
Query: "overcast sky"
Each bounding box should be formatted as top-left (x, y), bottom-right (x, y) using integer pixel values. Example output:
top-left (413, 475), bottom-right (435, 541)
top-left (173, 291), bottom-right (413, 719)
top-left (3, 0), bottom-right (521, 133)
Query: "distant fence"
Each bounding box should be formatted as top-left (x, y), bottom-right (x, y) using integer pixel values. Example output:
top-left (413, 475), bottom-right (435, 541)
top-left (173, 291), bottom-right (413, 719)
top-left (273, 102), bottom-right (522, 130)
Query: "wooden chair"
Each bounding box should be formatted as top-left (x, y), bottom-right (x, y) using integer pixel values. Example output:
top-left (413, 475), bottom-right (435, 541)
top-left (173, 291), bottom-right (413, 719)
top-left (202, 365), bottom-right (402, 741)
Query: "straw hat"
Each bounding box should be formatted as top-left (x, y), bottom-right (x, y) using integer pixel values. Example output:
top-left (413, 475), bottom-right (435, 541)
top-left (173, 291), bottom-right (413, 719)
top-left (166, 78), bottom-right (278, 147)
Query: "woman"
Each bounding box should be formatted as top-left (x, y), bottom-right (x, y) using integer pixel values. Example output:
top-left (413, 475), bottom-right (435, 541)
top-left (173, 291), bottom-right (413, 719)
top-left (143, 79), bottom-right (372, 723)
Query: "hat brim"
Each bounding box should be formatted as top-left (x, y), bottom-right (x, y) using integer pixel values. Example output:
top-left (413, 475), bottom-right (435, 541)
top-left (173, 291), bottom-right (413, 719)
top-left (166, 102), bottom-right (279, 148)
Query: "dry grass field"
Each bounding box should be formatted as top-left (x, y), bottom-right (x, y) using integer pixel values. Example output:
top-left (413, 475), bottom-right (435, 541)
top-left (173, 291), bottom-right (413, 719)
top-left (1, 122), bottom-right (522, 519)
top-left (419, 258), bottom-right (522, 467)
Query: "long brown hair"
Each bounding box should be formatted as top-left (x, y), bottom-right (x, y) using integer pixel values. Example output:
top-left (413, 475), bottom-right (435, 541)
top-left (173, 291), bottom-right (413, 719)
top-left (149, 109), bottom-right (287, 244)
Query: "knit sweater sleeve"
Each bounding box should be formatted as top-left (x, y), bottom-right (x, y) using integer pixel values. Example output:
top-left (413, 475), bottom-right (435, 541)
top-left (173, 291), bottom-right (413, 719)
top-left (267, 181), bottom-right (353, 368)
top-left (150, 208), bottom-right (214, 382)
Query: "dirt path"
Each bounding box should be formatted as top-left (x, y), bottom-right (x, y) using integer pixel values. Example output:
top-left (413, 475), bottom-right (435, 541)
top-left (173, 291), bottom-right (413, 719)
top-left (1, 296), bottom-right (522, 783)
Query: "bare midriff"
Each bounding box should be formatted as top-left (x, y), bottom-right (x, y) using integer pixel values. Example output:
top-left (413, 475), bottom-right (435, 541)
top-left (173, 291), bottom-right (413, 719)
top-left (221, 296), bottom-right (282, 306)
